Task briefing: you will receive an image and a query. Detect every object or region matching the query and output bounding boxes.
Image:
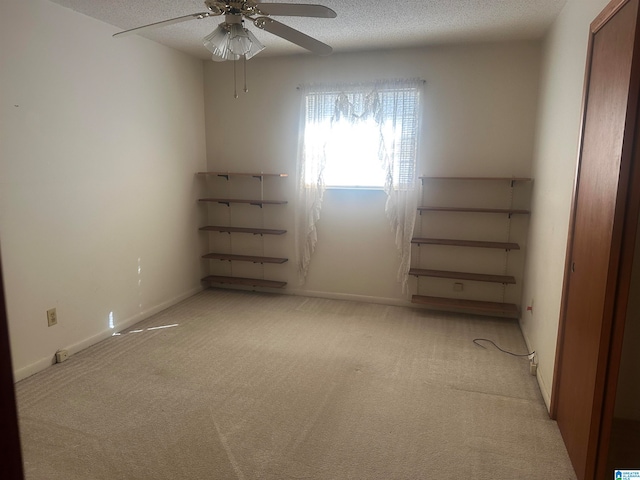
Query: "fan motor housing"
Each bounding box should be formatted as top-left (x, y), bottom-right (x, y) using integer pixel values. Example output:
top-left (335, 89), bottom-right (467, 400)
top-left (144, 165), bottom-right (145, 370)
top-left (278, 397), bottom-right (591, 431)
top-left (205, 1), bottom-right (260, 17)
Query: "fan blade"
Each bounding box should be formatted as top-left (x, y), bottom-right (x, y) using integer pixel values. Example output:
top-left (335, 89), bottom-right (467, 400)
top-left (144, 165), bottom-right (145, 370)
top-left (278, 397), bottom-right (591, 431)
top-left (253, 17), bottom-right (333, 55)
top-left (113, 11), bottom-right (216, 38)
top-left (257, 3), bottom-right (337, 18)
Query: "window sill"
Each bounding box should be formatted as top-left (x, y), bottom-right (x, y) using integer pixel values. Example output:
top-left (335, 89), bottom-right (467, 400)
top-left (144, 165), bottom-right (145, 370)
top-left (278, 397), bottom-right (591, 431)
top-left (325, 185), bottom-right (385, 191)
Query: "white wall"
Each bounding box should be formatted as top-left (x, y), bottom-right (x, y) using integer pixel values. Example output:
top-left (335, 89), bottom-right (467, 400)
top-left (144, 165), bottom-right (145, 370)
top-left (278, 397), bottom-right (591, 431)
top-left (0, 0), bottom-right (207, 380)
top-left (519, 0), bottom-right (610, 409)
top-left (202, 43), bottom-right (541, 305)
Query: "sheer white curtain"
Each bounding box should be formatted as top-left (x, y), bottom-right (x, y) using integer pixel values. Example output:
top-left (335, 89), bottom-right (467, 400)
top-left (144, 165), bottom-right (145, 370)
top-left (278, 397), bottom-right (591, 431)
top-left (295, 79), bottom-right (423, 293)
top-left (294, 84), bottom-right (328, 285)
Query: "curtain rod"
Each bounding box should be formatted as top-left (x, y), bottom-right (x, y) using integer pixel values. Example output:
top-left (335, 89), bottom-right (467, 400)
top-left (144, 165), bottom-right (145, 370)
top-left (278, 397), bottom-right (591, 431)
top-left (296, 79), bottom-right (426, 90)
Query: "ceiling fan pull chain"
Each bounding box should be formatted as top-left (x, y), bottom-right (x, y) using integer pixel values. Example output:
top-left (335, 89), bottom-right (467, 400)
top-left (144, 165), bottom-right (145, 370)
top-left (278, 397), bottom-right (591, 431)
top-left (243, 55), bottom-right (249, 93)
top-left (233, 57), bottom-right (238, 99)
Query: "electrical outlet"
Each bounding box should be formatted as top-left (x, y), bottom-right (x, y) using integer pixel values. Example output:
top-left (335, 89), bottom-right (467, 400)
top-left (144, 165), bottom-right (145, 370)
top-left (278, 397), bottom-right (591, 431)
top-left (55, 349), bottom-right (68, 363)
top-left (47, 308), bottom-right (57, 327)
top-left (527, 298), bottom-right (534, 314)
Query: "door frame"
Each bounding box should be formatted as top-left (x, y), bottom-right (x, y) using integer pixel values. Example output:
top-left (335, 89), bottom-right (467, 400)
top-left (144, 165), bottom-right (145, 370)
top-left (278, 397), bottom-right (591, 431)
top-left (551, 0), bottom-right (640, 477)
top-left (594, 22), bottom-right (640, 476)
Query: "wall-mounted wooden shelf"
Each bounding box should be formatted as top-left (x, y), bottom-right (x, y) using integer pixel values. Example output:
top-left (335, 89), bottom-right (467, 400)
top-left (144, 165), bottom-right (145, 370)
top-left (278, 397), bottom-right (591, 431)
top-left (203, 253), bottom-right (288, 264)
top-left (418, 206), bottom-right (530, 215)
top-left (420, 176), bottom-right (532, 182)
top-left (411, 176), bottom-right (532, 318)
top-left (199, 198), bottom-right (288, 206)
top-left (197, 172), bottom-right (288, 178)
top-left (202, 275), bottom-right (287, 289)
top-left (409, 268), bottom-right (516, 284)
top-left (411, 295), bottom-right (520, 318)
top-left (198, 171), bottom-right (288, 289)
top-left (411, 237), bottom-right (520, 250)
top-left (199, 226), bottom-right (287, 235)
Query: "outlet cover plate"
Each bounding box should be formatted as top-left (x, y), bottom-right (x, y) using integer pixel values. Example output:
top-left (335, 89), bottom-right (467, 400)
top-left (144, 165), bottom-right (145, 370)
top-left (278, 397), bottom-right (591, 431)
top-left (55, 350), bottom-right (68, 363)
top-left (47, 308), bottom-right (57, 327)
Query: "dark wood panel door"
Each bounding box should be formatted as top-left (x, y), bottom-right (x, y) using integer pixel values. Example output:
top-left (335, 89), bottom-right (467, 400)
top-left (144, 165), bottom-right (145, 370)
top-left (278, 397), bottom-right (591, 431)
top-left (0, 250), bottom-right (25, 479)
top-left (553, 1), bottom-right (640, 479)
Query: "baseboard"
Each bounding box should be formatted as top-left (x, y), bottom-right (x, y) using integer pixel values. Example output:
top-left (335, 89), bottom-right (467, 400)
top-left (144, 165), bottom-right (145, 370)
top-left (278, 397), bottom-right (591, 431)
top-left (536, 367), bottom-right (552, 412)
top-left (285, 288), bottom-right (414, 308)
top-left (13, 285), bottom-right (204, 382)
top-left (518, 322), bottom-right (552, 413)
top-left (13, 357), bottom-right (56, 382)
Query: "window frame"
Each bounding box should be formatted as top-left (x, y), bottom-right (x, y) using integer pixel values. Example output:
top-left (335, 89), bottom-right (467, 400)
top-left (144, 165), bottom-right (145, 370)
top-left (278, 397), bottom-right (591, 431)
top-left (302, 82), bottom-right (421, 190)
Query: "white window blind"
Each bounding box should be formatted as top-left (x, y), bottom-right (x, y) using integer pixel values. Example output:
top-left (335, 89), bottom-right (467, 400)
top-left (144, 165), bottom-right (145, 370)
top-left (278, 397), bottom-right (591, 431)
top-left (303, 83), bottom-right (420, 188)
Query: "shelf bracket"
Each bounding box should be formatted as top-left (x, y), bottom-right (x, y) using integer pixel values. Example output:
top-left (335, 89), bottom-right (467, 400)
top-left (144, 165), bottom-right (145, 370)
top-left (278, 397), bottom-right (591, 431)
top-left (218, 174), bottom-right (230, 180)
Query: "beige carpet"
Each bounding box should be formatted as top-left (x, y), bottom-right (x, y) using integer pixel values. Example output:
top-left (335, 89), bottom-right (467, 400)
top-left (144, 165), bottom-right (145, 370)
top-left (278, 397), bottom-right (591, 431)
top-left (16, 289), bottom-right (576, 479)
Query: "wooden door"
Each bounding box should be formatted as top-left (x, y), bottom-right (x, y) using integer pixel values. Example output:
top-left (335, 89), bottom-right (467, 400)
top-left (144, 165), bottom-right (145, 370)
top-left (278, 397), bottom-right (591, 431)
top-left (552, 1), bottom-right (640, 479)
top-left (0, 251), bottom-right (25, 479)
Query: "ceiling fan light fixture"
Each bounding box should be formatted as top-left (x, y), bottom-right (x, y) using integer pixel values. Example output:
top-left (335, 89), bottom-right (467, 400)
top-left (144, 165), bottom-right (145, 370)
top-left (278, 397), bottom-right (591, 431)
top-left (244, 29), bottom-right (265, 59)
top-left (203, 24), bottom-right (231, 55)
top-left (203, 20), bottom-right (264, 61)
top-left (228, 23), bottom-right (252, 55)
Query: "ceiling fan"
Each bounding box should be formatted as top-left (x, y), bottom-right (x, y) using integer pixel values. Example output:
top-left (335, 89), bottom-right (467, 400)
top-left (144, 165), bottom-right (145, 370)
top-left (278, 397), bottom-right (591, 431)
top-left (113, 0), bottom-right (337, 59)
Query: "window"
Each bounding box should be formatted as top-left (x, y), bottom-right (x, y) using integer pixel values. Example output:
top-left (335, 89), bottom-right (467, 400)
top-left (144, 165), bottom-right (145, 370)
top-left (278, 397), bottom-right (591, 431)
top-left (296, 79), bottom-right (423, 289)
top-left (302, 82), bottom-right (421, 189)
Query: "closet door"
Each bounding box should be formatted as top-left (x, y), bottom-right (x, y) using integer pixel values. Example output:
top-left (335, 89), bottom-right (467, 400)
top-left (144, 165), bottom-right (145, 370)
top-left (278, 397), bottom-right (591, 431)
top-left (552, 1), bottom-right (640, 479)
top-left (0, 251), bottom-right (24, 479)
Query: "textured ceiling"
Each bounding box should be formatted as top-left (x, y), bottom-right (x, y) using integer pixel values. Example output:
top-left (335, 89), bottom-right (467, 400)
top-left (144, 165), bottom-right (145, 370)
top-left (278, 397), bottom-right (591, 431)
top-left (49, 0), bottom-right (568, 59)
